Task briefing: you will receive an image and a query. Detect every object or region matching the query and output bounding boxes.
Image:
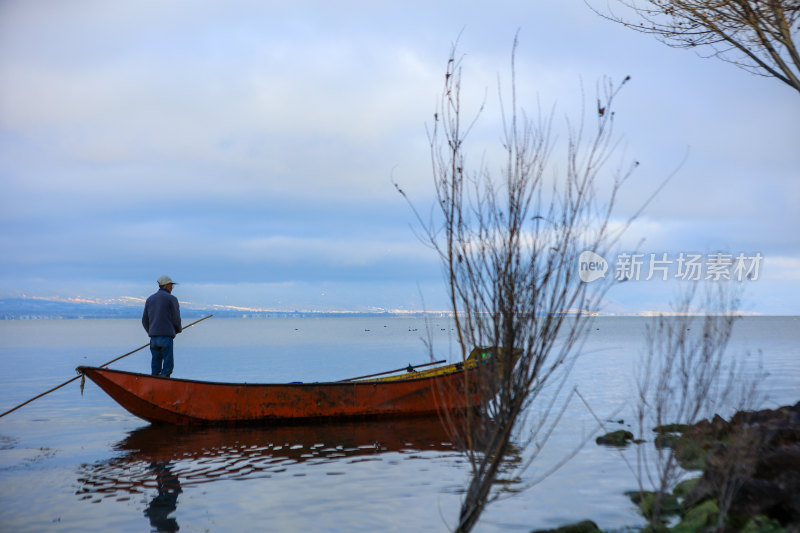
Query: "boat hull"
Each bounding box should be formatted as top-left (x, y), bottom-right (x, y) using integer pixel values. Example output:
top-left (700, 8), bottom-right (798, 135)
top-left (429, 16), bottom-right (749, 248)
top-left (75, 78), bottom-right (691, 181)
top-left (77, 363), bottom-right (490, 425)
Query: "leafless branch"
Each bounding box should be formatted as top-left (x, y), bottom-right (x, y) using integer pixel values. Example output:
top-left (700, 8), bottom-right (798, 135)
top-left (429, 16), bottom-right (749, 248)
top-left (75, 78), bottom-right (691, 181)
top-left (587, 0), bottom-right (800, 94)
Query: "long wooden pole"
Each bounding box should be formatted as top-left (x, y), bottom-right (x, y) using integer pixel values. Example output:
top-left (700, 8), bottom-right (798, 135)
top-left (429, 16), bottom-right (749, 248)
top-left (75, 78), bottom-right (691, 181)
top-left (0, 314), bottom-right (213, 419)
top-left (338, 359), bottom-right (447, 382)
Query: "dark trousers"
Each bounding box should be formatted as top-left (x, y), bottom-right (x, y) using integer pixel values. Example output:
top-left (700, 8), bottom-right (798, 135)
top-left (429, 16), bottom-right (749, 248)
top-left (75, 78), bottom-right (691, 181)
top-left (150, 336), bottom-right (174, 377)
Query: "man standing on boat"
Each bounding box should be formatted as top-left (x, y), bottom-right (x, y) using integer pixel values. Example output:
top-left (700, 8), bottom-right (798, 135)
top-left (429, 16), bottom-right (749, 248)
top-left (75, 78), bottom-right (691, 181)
top-left (142, 276), bottom-right (182, 377)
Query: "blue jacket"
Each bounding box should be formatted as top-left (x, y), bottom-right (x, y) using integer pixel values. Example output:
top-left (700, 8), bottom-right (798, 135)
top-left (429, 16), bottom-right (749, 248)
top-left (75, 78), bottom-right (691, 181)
top-left (142, 288), bottom-right (182, 338)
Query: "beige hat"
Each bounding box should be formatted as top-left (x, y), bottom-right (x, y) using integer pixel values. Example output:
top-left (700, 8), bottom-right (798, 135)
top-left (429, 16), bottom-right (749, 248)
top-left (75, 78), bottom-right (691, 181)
top-left (157, 275), bottom-right (178, 287)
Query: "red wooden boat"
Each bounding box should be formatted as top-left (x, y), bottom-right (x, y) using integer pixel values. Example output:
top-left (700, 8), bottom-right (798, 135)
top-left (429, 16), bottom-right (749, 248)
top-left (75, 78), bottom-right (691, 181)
top-left (77, 352), bottom-right (498, 425)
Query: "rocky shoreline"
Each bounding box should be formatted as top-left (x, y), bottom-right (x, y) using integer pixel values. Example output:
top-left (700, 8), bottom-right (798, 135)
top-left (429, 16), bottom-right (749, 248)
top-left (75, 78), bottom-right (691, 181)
top-left (535, 402), bottom-right (800, 533)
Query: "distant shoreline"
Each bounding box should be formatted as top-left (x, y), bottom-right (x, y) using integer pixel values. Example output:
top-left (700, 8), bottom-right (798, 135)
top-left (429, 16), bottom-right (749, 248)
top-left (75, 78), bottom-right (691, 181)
top-left (2, 297), bottom-right (797, 320)
top-left (0, 297), bottom-right (451, 320)
top-left (1, 311), bottom-right (453, 320)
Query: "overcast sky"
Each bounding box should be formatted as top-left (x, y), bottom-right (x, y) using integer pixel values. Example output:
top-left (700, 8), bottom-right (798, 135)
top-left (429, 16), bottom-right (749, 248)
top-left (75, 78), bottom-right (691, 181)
top-left (1, 0), bottom-right (798, 314)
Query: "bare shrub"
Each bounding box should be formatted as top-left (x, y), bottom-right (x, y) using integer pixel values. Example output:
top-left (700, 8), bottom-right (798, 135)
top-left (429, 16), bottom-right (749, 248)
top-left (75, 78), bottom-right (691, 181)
top-left (397, 35), bottom-right (644, 532)
top-left (633, 282), bottom-right (766, 529)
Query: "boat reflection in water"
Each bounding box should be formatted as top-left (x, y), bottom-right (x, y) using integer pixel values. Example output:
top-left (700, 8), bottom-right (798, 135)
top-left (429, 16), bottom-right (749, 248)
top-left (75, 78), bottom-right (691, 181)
top-left (75, 417), bottom-right (459, 532)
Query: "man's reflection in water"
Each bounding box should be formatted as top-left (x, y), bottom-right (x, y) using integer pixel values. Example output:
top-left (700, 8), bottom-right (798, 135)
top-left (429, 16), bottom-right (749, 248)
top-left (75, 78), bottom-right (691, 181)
top-left (144, 461), bottom-right (182, 532)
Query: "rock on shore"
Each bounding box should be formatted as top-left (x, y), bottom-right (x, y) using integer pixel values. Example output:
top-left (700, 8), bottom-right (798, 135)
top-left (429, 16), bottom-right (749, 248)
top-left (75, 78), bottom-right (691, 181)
top-left (679, 401), bottom-right (800, 529)
top-left (584, 402), bottom-right (800, 532)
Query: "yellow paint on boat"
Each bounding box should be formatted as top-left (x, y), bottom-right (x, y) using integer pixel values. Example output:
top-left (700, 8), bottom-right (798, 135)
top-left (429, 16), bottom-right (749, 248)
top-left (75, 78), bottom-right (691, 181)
top-left (359, 348), bottom-right (501, 382)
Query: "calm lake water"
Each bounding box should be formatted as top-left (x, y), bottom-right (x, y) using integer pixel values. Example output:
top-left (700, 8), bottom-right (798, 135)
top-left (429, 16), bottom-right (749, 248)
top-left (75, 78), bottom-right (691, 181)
top-left (0, 316), bottom-right (797, 532)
